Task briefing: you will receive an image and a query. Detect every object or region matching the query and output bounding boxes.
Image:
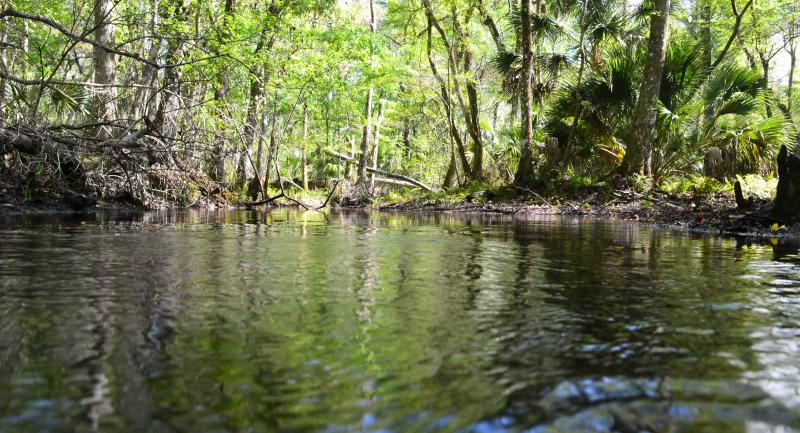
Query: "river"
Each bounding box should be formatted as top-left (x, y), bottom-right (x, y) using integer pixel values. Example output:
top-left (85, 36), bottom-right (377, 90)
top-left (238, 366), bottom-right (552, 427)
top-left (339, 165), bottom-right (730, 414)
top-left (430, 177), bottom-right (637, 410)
top-left (1, 209), bottom-right (799, 432)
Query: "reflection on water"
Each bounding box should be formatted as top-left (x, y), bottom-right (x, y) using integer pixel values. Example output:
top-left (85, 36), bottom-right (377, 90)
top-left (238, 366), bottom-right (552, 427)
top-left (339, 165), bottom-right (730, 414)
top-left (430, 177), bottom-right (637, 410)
top-left (1, 209), bottom-right (800, 433)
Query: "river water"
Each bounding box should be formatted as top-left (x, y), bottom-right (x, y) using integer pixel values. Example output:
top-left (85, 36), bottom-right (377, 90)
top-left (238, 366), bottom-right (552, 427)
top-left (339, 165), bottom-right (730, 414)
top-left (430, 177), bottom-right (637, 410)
top-left (2, 209), bottom-right (800, 433)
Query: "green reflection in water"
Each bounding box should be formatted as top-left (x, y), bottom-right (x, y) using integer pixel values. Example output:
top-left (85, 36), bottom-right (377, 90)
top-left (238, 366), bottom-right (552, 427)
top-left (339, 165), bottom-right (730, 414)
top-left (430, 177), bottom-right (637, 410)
top-left (1, 209), bottom-right (799, 433)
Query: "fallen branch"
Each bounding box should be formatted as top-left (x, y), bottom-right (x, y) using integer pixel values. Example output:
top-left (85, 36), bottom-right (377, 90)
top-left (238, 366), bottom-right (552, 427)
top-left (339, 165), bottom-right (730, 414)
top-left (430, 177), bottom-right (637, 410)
top-left (512, 185), bottom-right (552, 206)
top-left (272, 155), bottom-right (311, 210)
top-left (316, 180), bottom-right (341, 209)
top-left (327, 150), bottom-right (434, 192)
top-left (241, 192), bottom-right (285, 207)
top-left (240, 179), bottom-right (342, 209)
top-left (373, 177), bottom-right (422, 188)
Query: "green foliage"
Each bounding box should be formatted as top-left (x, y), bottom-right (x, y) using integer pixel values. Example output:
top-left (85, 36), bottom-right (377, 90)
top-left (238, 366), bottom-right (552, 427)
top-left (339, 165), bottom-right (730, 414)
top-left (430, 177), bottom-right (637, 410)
top-left (661, 175), bottom-right (731, 196)
top-left (2, 0), bottom-right (798, 203)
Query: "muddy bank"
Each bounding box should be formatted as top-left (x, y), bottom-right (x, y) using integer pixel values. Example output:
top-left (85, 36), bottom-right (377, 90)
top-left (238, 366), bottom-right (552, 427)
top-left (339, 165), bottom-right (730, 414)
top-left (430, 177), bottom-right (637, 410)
top-left (378, 187), bottom-right (794, 242)
top-left (3, 181), bottom-right (796, 243)
top-left (0, 185), bottom-right (147, 217)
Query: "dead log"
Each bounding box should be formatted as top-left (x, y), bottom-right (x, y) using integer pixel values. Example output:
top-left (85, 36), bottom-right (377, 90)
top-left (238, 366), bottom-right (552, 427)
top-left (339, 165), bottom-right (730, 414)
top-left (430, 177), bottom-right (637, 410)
top-left (327, 150), bottom-right (434, 192)
top-left (774, 145), bottom-right (800, 221)
top-left (373, 177), bottom-right (421, 188)
top-left (0, 127), bottom-right (44, 155)
top-left (64, 189), bottom-right (97, 210)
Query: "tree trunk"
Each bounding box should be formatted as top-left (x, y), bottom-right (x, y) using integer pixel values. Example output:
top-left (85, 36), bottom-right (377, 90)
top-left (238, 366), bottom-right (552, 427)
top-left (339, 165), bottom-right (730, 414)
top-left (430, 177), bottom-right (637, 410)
top-left (152, 0), bottom-right (187, 144)
top-left (356, 86), bottom-right (374, 184)
top-left (619, 0), bottom-right (670, 177)
top-left (345, 135), bottom-right (356, 179)
top-left (700, 0), bottom-right (714, 123)
top-left (301, 103), bottom-right (309, 190)
top-left (453, 11), bottom-right (484, 181)
top-left (242, 26), bottom-right (275, 190)
top-left (513, 0), bottom-right (536, 187)
top-left (788, 42), bottom-right (796, 113)
top-left (774, 145), bottom-right (800, 222)
top-left (0, 17), bottom-right (8, 119)
top-left (92, 0), bottom-right (117, 139)
top-left (402, 121), bottom-right (413, 159)
top-left (254, 97), bottom-right (271, 187)
top-left (264, 106), bottom-right (278, 189)
top-left (422, 0), bottom-right (481, 181)
top-left (562, 0), bottom-right (589, 167)
top-left (131, 0), bottom-right (160, 123)
top-left (443, 149), bottom-right (458, 189)
top-left (466, 55), bottom-right (483, 180)
top-left (759, 53), bottom-right (774, 118)
top-left (356, 0), bottom-right (377, 186)
top-left (211, 0), bottom-right (236, 185)
top-left (153, 56), bottom-right (182, 141)
top-left (243, 69), bottom-right (264, 185)
top-left (369, 98), bottom-right (385, 189)
top-left (425, 18), bottom-right (469, 174)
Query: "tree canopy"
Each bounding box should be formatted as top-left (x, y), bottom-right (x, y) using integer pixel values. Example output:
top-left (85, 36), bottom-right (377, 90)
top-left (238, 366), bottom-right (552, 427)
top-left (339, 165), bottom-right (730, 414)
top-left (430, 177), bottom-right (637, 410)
top-left (0, 0), bottom-right (798, 204)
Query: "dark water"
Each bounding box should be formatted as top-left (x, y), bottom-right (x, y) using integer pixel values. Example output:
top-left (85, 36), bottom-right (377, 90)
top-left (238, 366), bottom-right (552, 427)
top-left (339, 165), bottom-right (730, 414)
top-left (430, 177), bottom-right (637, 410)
top-left (2, 210), bottom-right (800, 433)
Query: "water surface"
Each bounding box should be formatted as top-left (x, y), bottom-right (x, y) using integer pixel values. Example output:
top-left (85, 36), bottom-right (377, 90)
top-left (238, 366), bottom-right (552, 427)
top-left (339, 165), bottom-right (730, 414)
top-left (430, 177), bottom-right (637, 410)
top-left (2, 210), bottom-right (800, 433)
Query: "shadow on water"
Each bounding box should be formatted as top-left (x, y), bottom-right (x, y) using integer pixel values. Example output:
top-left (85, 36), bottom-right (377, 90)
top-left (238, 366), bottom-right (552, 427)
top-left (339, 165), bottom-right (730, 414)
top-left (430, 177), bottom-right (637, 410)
top-left (1, 209), bottom-right (800, 433)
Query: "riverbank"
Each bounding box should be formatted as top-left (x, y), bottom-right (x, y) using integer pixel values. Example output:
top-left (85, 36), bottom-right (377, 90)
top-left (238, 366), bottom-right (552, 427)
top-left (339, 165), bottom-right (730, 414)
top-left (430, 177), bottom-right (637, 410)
top-left (375, 182), bottom-right (790, 241)
top-left (1, 178), bottom-right (793, 242)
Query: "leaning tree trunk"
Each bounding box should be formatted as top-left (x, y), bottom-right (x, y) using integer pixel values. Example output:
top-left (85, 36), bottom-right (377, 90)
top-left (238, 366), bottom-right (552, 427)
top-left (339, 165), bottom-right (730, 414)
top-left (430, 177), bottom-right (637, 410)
top-left (774, 145), bottom-right (800, 222)
top-left (93, 0), bottom-right (117, 139)
top-left (425, 18), bottom-right (469, 174)
top-left (619, 0), bottom-right (671, 177)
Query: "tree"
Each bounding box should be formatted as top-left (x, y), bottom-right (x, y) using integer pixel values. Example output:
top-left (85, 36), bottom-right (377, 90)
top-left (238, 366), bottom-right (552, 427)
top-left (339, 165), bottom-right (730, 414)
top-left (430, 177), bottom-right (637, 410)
top-left (356, 0), bottom-right (377, 186)
top-left (514, 0), bottom-right (536, 187)
top-left (619, 0), bottom-right (671, 177)
top-left (92, 0), bottom-right (116, 139)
